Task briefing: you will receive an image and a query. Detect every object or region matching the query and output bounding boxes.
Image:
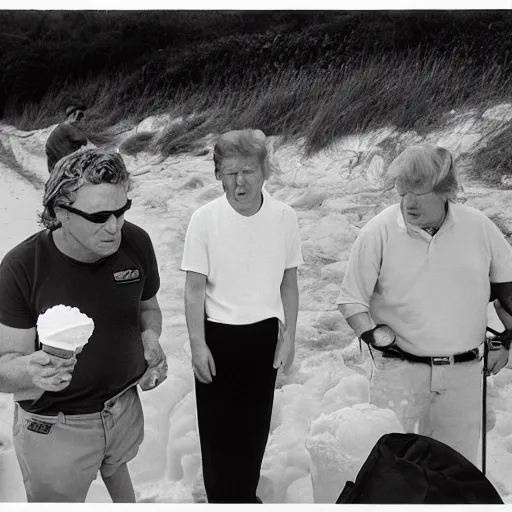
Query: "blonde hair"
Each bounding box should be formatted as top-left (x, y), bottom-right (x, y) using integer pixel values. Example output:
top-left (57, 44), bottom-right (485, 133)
top-left (213, 129), bottom-right (273, 179)
top-left (40, 149), bottom-right (132, 230)
top-left (384, 145), bottom-right (460, 201)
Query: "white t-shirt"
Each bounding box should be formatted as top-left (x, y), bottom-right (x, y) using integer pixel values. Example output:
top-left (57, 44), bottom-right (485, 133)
top-left (181, 189), bottom-right (304, 325)
top-left (337, 202), bottom-right (512, 356)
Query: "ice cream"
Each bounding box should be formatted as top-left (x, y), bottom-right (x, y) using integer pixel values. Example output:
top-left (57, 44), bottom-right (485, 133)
top-left (37, 305), bottom-right (95, 359)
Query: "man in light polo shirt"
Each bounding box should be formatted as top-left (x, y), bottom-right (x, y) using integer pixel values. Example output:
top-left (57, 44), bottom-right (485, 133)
top-left (337, 145), bottom-right (512, 466)
top-left (182, 129), bottom-right (303, 503)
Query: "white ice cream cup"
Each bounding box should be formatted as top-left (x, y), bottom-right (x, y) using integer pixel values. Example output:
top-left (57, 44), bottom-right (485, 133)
top-left (37, 306), bottom-right (95, 359)
top-left (41, 340), bottom-right (76, 359)
top-left (40, 323), bottom-right (94, 358)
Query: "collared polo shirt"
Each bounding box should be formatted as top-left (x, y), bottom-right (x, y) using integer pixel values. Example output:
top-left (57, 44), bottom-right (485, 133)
top-left (337, 202), bottom-right (512, 356)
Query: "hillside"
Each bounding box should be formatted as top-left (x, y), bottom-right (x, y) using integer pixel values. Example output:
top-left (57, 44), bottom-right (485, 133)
top-left (1, 10), bottom-right (512, 180)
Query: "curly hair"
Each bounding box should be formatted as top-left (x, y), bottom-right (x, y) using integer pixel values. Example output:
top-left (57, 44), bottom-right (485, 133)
top-left (40, 149), bottom-right (132, 230)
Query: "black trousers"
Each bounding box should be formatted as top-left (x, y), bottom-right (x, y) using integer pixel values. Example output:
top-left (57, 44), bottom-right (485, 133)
top-left (195, 317), bottom-right (279, 503)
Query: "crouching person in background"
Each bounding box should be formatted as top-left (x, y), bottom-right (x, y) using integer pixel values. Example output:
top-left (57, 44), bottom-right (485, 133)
top-left (0, 149), bottom-right (167, 502)
top-left (337, 145), bottom-right (512, 467)
top-left (182, 129), bottom-right (304, 503)
top-left (45, 104), bottom-right (91, 173)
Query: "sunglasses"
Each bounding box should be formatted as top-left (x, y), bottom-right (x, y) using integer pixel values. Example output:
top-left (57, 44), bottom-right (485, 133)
top-left (58, 199), bottom-right (132, 224)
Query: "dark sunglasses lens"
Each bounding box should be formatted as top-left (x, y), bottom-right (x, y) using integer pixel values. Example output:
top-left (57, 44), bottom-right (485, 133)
top-left (87, 200), bottom-right (131, 223)
top-left (61, 199), bottom-right (131, 223)
top-left (88, 213), bottom-right (112, 223)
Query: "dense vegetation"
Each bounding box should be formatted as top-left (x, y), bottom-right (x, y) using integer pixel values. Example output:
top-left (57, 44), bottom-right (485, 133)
top-left (1, 10), bottom-right (512, 175)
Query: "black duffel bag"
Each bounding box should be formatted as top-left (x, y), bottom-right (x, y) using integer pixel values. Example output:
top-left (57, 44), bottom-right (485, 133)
top-left (336, 433), bottom-right (503, 504)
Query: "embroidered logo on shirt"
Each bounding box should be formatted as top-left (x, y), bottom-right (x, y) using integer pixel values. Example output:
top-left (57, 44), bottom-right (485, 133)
top-left (113, 268), bottom-right (141, 284)
top-left (25, 419), bottom-right (54, 435)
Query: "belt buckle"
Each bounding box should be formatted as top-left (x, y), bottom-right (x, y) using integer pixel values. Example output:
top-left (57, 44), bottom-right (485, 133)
top-left (431, 356), bottom-right (453, 366)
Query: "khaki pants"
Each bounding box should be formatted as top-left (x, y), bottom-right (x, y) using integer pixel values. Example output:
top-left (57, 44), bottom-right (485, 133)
top-left (13, 384), bottom-right (144, 502)
top-left (369, 349), bottom-right (482, 467)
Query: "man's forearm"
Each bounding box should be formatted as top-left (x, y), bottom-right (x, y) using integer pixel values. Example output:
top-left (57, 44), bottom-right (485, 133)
top-left (140, 308), bottom-right (162, 339)
top-left (339, 308), bottom-right (375, 338)
top-left (281, 281), bottom-right (299, 340)
top-left (493, 298), bottom-right (512, 333)
top-left (185, 290), bottom-right (206, 350)
top-left (0, 353), bottom-right (36, 394)
top-left (491, 282), bottom-right (512, 317)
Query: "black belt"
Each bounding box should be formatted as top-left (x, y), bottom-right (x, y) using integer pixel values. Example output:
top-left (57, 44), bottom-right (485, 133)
top-left (381, 347), bottom-right (481, 365)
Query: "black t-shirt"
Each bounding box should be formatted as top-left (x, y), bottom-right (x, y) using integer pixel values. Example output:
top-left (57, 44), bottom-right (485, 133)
top-left (0, 221), bottom-right (160, 415)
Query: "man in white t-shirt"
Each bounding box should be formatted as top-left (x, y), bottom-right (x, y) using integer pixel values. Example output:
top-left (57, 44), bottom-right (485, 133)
top-left (337, 145), bottom-right (512, 466)
top-left (181, 129), bottom-right (304, 503)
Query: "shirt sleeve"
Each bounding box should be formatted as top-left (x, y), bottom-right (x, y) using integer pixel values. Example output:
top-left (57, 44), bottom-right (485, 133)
top-left (141, 231), bottom-right (161, 301)
top-left (336, 222), bottom-right (382, 317)
top-left (0, 256), bottom-right (35, 329)
top-left (181, 209), bottom-right (209, 276)
top-left (487, 217), bottom-right (512, 283)
top-left (285, 208), bottom-right (304, 269)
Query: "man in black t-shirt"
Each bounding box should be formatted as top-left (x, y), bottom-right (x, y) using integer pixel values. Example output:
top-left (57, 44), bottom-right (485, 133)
top-left (45, 104), bottom-right (90, 173)
top-left (0, 149), bottom-right (167, 502)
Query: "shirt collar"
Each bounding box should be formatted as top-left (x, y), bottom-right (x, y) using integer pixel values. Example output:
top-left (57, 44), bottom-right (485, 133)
top-left (396, 201), bottom-right (458, 237)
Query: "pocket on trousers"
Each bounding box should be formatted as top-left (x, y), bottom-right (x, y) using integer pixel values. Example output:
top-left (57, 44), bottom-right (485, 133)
top-left (134, 388), bottom-right (145, 445)
top-left (370, 349), bottom-right (402, 372)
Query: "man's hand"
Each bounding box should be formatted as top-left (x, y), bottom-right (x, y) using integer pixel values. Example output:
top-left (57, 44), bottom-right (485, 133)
top-left (486, 346), bottom-right (509, 376)
top-left (140, 330), bottom-right (168, 390)
top-left (27, 350), bottom-right (77, 392)
top-left (191, 343), bottom-right (216, 384)
top-left (141, 330), bottom-right (166, 369)
top-left (273, 324), bottom-right (295, 375)
top-left (486, 299), bottom-right (512, 376)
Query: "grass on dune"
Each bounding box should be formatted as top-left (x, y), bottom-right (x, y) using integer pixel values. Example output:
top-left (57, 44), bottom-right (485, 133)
top-left (156, 49), bottom-right (512, 158)
top-left (471, 123), bottom-right (512, 187)
top-left (4, 47), bottom-right (512, 187)
top-left (5, 70), bottom-right (175, 143)
top-left (119, 131), bottom-right (157, 156)
top-left (156, 113), bottom-right (212, 157)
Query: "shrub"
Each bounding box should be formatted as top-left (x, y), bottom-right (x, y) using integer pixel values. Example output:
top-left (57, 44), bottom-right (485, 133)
top-left (155, 114), bottom-right (212, 157)
top-left (472, 123), bottom-right (512, 187)
top-left (119, 131), bottom-right (157, 156)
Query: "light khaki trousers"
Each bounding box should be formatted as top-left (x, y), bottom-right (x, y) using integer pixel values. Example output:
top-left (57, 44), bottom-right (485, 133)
top-left (369, 349), bottom-right (483, 467)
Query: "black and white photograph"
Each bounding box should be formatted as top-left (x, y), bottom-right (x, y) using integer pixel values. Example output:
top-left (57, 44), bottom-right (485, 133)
top-left (1, 6), bottom-right (512, 505)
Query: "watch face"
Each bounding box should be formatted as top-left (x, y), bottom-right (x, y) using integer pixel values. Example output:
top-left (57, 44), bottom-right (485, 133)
top-left (372, 326), bottom-right (396, 348)
top-left (489, 339), bottom-right (503, 351)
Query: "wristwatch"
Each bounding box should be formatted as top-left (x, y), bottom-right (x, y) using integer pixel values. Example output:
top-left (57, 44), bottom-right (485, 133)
top-left (487, 326), bottom-right (512, 350)
top-left (360, 324), bottom-right (397, 349)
